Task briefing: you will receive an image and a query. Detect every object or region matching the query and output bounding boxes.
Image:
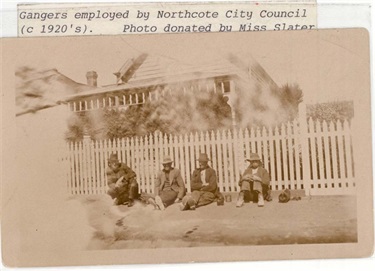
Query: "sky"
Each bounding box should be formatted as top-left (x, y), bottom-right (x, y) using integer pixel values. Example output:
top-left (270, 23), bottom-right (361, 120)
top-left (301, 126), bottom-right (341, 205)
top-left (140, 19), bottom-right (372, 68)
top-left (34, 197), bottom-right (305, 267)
top-left (10, 28), bottom-right (370, 105)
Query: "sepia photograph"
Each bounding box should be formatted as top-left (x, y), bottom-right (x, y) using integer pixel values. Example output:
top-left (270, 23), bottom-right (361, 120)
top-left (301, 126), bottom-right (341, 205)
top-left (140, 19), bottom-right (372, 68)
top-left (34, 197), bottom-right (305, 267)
top-left (1, 28), bottom-right (373, 267)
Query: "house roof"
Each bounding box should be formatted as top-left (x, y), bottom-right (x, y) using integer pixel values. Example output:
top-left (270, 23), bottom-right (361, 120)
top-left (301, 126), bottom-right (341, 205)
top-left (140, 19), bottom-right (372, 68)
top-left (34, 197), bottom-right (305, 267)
top-left (121, 54), bottom-right (238, 83)
top-left (65, 54), bottom-right (278, 101)
top-left (16, 68), bottom-right (94, 115)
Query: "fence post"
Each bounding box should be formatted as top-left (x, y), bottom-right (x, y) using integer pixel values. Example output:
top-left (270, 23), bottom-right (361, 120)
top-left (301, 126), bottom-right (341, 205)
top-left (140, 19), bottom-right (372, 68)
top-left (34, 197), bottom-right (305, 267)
top-left (82, 135), bottom-right (92, 194)
top-left (227, 81), bottom-right (241, 191)
top-left (349, 101), bottom-right (357, 193)
top-left (298, 103), bottom-right (311, 196)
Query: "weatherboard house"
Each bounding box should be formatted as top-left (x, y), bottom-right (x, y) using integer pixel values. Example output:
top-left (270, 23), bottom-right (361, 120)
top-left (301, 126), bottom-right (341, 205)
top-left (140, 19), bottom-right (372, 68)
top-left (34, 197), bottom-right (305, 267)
top-left (20, 54), bottom-right (355, 199)
top-left (65, 53), bottom-right (278, 125)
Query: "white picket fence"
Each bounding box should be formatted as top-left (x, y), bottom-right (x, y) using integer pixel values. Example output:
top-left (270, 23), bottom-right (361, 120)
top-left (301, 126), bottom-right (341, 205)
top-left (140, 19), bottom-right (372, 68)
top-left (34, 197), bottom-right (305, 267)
top-left (61, 114), bottom-right (355, 196)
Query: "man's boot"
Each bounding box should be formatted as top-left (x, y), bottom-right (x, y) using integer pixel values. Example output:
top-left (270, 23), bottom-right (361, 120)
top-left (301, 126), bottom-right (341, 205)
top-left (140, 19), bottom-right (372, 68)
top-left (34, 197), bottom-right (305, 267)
top-left (155, 196), bottom-right (165, 211)
top-left (128, 199), bottom-right (135, 207)
top-left (148, 198), bottom-right (157, 209)
top-left (180, 196), bottom-right (196, 211)
top-left (188, 198), bottom-right (196, 210)
top-left (236, 192), bottom-right (245, 207)
top-left (258, 193), bottom-right (264, 207)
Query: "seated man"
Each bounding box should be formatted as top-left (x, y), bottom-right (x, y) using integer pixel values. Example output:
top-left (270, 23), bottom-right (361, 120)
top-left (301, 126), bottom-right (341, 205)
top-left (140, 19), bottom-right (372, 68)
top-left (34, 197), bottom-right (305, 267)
top-left (148, 156), bottom-right (186, 210)
top-left (181, 153), bottom-right (218, 211)
top-left (236, 153), bottom-right (271, 207)
top-left (106, 153), bottom-right (139, 207)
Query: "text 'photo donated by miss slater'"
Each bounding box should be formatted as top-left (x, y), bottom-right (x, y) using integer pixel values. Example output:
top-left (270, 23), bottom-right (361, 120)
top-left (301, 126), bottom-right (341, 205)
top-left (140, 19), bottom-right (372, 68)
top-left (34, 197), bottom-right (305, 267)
top-left (18, 2), bottom-right (317, 36)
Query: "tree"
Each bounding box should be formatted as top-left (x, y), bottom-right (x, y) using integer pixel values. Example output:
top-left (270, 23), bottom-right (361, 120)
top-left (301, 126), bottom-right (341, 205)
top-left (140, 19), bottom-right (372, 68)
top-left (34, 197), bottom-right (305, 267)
top-left (278, 83), bottom-right (304, 120)
top-left (232, 82), bottom-right (303, 128)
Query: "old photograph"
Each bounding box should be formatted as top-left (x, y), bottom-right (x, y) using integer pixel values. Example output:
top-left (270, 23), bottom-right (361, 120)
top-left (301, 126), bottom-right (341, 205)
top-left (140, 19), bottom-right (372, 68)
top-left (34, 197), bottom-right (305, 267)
top-left (1, 28), bottom-right (373, 267)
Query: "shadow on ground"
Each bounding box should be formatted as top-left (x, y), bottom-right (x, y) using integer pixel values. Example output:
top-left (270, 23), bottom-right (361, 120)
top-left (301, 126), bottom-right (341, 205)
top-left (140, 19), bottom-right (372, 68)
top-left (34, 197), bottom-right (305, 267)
top-left (77, 195), bottom-right (357, 250)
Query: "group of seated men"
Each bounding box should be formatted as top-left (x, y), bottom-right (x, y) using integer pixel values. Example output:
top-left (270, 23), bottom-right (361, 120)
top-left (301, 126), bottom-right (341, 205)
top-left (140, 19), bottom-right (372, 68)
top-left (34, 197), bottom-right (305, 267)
top-left (106, 152), bottom-right (272, 210)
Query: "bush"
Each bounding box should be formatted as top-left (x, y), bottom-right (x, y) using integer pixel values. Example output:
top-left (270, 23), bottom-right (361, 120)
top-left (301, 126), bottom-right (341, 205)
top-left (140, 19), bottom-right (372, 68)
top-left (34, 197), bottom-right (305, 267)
top-left (307, 101), bottom-right (354, 123)
top-left (65, 91), bottom-right (232, 141)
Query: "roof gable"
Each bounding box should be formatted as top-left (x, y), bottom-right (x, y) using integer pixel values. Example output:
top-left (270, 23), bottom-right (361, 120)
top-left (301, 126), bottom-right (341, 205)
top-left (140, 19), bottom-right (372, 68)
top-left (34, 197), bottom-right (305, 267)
top-left (114, 54), bottom-right (242, 86)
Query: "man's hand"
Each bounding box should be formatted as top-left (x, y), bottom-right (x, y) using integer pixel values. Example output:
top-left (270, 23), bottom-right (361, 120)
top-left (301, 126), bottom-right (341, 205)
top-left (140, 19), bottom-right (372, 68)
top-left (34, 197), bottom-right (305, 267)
top-left (115, 176), bottom-right (125, 188)
top-left (242, 174), bottom-right (252, 182)
top-left (251, 175), bottom-right (262, 182)
top-left (174, 198), bottom-right (181, 203)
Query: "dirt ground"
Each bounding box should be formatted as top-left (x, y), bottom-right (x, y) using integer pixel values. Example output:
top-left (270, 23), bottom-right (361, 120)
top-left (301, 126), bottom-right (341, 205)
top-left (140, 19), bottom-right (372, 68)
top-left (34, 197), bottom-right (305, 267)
top-left (79, 194), bottom-right (357, 250)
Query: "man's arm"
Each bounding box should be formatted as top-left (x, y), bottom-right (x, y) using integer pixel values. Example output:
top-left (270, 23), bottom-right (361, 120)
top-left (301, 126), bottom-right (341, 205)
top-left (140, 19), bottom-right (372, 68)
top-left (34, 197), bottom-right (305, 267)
top-left (175, 169), bottom-right (186, 199)
top-left (106, 168), bottom-right (117, 190)
top-left (239, 168), bottom-right (251, 186)
top-left (154, 172), bottom-right (161, 196)
top-left (260, 168), bottom-right (270, 185)
top-left (122, 164), bottom-right (136, 180)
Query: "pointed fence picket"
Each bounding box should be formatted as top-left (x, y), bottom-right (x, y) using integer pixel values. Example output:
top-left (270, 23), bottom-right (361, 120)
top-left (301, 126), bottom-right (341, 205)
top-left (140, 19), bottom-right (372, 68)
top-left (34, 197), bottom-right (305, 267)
top-left (63, 114), bottom-right (356, 196)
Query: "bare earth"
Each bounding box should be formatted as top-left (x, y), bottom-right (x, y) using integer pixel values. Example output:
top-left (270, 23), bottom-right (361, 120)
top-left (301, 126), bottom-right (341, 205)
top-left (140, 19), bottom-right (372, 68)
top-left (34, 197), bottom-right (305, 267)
top-left (80, 195), bottom-right (357, 250)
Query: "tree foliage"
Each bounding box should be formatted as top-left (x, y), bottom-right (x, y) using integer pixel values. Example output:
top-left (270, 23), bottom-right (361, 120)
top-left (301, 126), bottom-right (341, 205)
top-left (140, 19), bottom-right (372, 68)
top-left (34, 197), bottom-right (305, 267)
top-left (65, 83), bottom-right (305, 142)
top-left (278, 83), bottom-right (304, 119)
top-left (232, 82), bottom-right (304, 128)
top-left (65, 91), bottom-right (232, 141)
top-left (307, 101), bottom-right (354, 123)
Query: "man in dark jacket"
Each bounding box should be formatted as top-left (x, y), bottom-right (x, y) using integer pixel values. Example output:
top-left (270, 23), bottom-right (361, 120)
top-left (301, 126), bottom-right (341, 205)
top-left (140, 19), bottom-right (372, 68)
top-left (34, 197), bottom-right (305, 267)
top-left (106, 153), bottom-right (138, 206)
top-left (236, 153), bottom-right (271, 207)
top-left (148, 156), bottom-right (186, 210)
top-left (180, 153), bottom-right (218, 211)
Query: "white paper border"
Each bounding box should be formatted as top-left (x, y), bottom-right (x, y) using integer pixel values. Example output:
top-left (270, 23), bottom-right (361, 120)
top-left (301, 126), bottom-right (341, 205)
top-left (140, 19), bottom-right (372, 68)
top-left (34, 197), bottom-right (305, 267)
top-left (1, 0), bottom-right (374, 271)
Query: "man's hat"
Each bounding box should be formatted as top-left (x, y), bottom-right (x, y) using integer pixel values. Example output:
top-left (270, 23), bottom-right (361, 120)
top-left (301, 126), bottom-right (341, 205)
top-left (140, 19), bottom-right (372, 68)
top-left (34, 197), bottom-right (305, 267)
top-left (197, 153), bottom-right (210, 162)
top-left (162, 156), bottom-right (173, 165)
top-left (108, 153), bottom-right (119, 163)
top-left (246, 153), bottom-right (261, 162)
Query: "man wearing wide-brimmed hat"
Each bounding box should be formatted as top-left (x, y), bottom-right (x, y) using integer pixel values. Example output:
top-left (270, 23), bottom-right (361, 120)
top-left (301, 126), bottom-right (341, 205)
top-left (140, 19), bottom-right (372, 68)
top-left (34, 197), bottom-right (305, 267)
top-left (236, 153), bottom-right (271, 207)
top-left (180, 153), bottom-right (218, 211)
top-left (148, 156), bottom-right (186, 210)
top-left (106, 153), bottom-right (139, 206)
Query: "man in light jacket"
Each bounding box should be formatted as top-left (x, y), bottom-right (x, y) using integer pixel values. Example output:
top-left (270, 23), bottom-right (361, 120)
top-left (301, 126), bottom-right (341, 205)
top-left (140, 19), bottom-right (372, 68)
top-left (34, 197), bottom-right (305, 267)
top-left (236, 153), bottom-right (271, 207)
top-left (149, 156), bottom-right (186, 210)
